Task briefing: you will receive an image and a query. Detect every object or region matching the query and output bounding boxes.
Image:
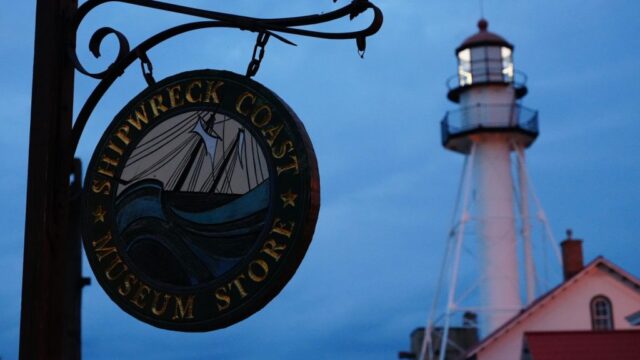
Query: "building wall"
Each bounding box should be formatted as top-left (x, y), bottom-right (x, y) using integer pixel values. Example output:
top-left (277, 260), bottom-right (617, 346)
top-left (476, 265), bottom-right (640, 360)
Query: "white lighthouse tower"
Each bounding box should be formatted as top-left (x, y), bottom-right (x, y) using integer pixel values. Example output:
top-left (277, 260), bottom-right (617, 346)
top-left (444, 18), bottom-right (535, 332)
top-left (419, 19), bottom-right (560, 360)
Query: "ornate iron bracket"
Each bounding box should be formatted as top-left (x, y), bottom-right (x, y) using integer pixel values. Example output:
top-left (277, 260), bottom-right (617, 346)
top-left (68, 0), bottom-right (383, 154)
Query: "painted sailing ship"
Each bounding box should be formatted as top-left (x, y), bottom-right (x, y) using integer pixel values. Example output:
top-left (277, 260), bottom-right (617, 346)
top-left (114, 111), bottom-right (270, 287)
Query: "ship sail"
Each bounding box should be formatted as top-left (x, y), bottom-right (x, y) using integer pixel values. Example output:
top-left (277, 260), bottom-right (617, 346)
top-left (117, 110), bottom-right (269, 196)
top-left (190, 116), bottom-right (221, 170)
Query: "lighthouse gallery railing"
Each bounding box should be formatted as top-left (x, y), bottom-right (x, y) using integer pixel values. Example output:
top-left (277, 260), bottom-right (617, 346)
top-left (441, 103), bottom-right (539, 145)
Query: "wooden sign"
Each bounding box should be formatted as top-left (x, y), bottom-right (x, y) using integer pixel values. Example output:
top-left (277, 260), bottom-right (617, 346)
top-left (82, 70), bottom-right (320, 331)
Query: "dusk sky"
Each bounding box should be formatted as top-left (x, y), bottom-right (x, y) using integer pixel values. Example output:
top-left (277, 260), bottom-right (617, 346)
top-left (2, 1), bottom-right (640, 359)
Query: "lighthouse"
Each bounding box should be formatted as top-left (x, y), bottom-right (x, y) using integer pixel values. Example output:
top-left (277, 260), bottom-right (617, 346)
top-left (415, 19), bottom-right (555, 360)
top-left (440, 19), bottom-right (539, 334)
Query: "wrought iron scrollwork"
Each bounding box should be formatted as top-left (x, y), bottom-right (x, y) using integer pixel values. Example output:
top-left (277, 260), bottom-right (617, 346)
top-left (69, 0), bottom-right (383, 154)
top-left (69, 0), bottom-right (383, 79)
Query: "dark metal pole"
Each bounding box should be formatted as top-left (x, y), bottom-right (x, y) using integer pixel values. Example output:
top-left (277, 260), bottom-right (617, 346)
top-left (19, 0), bottom-right (80, 358)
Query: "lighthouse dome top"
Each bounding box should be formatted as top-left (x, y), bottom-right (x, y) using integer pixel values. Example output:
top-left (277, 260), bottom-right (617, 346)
top-left (456, 19), bottom-right (513, 54)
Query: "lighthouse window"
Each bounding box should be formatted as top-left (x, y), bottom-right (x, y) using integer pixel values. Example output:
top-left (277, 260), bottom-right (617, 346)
top-left (457, 49), bottom-right (472, 86)
top-left (470, 46), bottom-right (487, 82)
top-left (501, 46), bottom-right (514, 81)
top-left (590, 295), bottom-right (614, 330)
top-left (485, 46), bottom-right (503, 81)
top-left (459, 48), bottom-right (471, 62)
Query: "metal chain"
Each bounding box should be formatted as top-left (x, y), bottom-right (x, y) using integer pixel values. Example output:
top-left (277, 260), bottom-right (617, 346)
top-left (246, 32), bottom-right (271, 78)
top-left (137, 49), bottom-right (156, 86)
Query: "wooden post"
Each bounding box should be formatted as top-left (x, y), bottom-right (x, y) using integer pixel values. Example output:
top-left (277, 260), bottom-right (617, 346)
top-left (19, 0), bottom-right (81, 358)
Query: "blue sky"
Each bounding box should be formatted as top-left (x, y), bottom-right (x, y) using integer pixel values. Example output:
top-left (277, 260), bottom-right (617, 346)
top-left (2, 1), bottom-right (640, 359)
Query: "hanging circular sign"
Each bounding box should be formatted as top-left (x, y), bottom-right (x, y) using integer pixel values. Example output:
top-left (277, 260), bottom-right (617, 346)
top-left (82, 69), bottom-right (320, 331)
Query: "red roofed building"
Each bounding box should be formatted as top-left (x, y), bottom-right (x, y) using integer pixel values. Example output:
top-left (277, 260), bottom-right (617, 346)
top-left (399, 238), bottom-right (640, 360)
top-left (463, 241), bottom-right (640, 360)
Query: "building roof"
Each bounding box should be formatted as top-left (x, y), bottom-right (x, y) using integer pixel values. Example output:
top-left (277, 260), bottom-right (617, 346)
top-left (466, 256), bottom-right (640, 358)
top-left (523, 330), bottom-right (640, 360)
top-left (456, 19), bottom-right (513, 53)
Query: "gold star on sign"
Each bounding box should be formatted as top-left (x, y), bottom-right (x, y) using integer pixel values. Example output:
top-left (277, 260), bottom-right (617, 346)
top-left (93, 205), bottom-right (107, 223)
top-left (280, 190), bottom-right (298, 208)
